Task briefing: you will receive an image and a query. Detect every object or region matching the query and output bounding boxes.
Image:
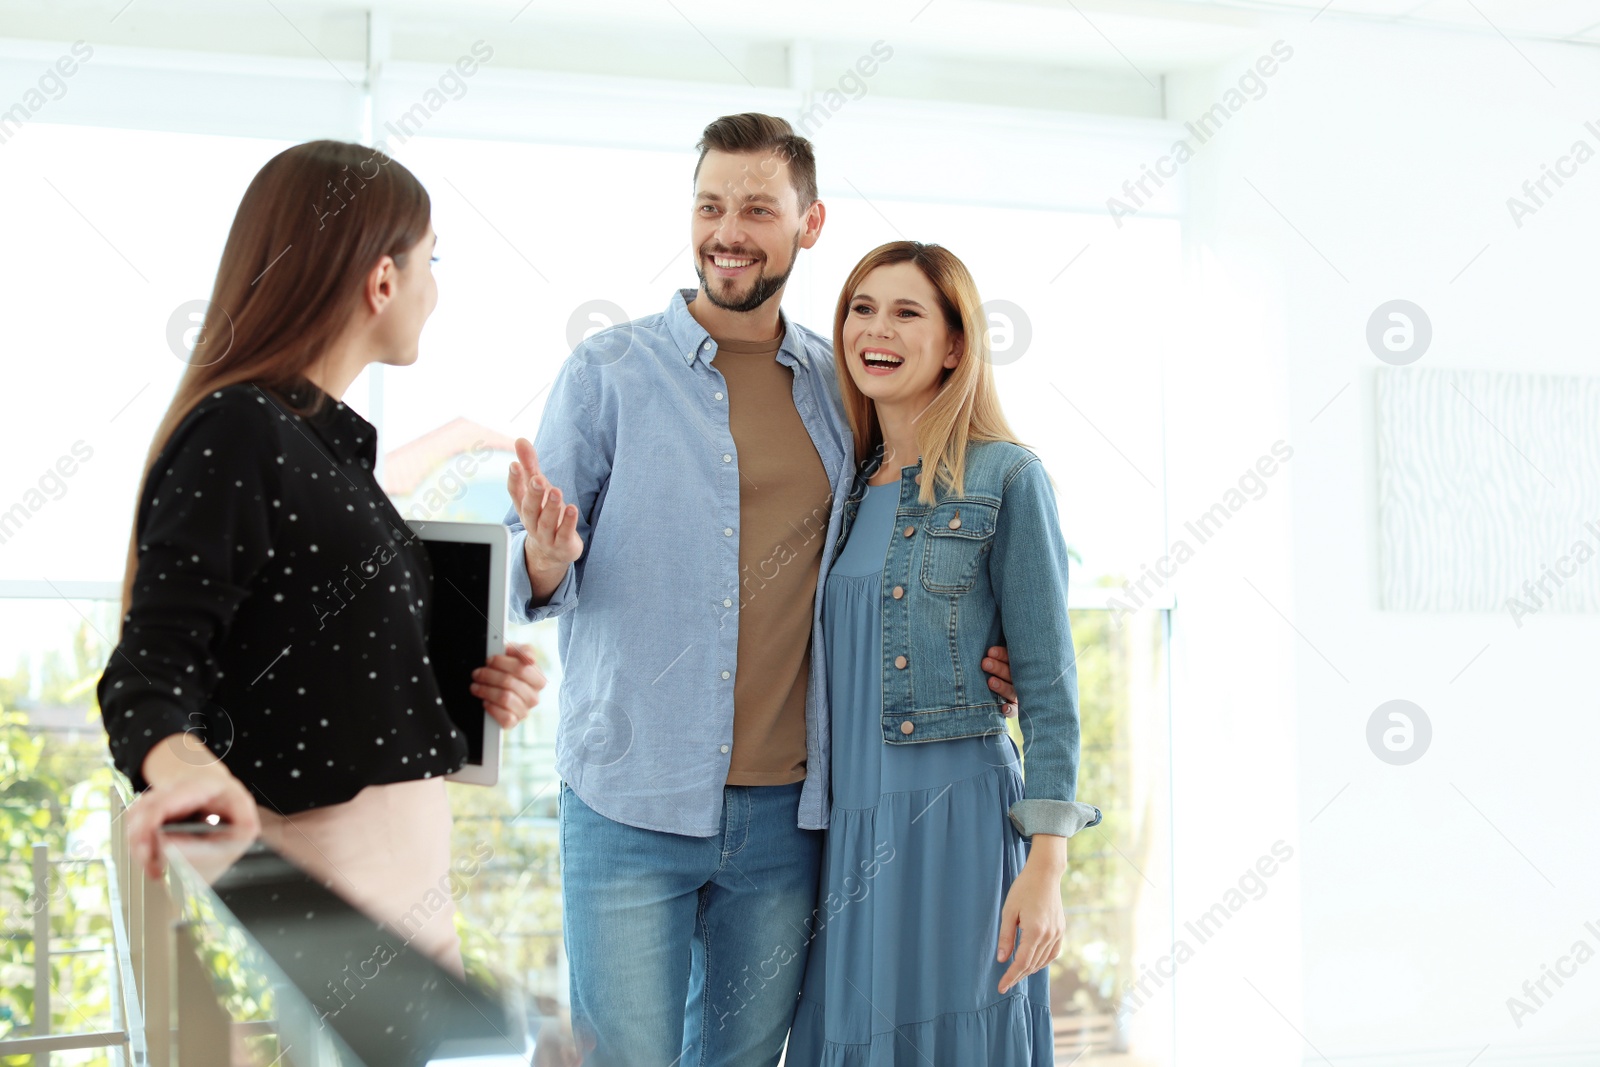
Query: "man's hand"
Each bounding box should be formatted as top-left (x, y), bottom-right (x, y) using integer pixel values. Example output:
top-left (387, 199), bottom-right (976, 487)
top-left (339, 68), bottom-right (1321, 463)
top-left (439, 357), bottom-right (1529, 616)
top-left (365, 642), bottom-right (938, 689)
top-left (983, 646), bottom-right (1019, 717)
top-left (507, 438), bottom-right (583, 602)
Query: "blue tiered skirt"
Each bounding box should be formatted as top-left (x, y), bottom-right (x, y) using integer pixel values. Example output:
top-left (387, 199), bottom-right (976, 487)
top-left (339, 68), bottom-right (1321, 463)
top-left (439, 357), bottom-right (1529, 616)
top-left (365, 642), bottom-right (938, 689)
top-left (786, 482), bottom-right (1052, 1066)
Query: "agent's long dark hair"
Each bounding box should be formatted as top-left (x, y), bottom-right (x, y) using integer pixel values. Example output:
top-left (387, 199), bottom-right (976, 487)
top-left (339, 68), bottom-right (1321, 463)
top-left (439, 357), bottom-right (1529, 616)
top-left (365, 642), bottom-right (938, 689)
top-left (119, 140), bottom-right (431, 615)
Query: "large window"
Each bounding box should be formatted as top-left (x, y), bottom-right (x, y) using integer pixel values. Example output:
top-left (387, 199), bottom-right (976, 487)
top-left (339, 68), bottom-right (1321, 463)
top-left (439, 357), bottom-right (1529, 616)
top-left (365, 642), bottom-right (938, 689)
top-left (0, 124), bottom-right (298, 585)
top-left (1, 58), bottom-right (1180, 1064)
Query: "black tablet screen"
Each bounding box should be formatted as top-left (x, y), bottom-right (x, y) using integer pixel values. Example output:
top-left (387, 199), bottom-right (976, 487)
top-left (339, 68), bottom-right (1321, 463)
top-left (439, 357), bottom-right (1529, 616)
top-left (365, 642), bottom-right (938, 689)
top-left (417, 539), bottom-right (492, 765)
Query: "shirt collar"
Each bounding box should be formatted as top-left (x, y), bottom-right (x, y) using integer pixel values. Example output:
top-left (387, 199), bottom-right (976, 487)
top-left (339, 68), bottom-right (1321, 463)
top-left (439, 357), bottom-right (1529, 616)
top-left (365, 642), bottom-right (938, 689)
top-left (665, 287), bottom-right (812, 371)
top-left (266, 379), bottom-right (378, 468)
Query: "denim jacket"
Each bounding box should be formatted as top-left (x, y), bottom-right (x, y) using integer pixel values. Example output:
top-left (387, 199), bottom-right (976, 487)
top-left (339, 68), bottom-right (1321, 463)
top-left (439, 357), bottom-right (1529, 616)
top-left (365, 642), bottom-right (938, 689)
top-left (834, 439), bottom-right (1102, 840)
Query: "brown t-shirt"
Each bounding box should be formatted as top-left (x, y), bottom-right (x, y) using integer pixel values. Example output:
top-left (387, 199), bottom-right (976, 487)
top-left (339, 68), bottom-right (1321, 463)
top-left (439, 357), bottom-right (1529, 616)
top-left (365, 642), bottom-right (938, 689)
top-left (713, 330), bottom-right (833, 787)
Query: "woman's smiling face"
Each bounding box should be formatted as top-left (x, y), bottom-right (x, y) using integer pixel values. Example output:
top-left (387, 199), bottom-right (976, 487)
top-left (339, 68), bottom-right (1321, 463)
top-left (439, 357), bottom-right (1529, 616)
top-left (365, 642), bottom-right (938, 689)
top-left (840, 260), bottom-right (961, 410)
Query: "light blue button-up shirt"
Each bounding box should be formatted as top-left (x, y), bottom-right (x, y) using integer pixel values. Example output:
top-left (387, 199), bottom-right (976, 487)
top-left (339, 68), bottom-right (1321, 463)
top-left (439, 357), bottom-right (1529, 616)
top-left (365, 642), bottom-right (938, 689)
top-left (505, 288), bottom-right (855, 837)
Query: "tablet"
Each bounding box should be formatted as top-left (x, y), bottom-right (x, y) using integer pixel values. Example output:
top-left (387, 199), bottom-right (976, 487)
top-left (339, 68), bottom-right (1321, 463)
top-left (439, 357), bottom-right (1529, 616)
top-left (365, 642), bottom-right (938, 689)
top-left (406, 520), bottom-right (508, 786)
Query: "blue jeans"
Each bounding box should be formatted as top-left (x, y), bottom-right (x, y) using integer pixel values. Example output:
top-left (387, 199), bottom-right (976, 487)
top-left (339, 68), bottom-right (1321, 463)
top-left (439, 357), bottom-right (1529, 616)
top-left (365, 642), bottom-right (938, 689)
top-left (558, 778), bottom-right (824, 1066)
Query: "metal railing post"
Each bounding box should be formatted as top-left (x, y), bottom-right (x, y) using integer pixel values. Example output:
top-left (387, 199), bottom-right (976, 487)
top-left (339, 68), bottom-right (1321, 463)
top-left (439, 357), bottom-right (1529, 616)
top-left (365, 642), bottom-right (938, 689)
top-left (175, 922), bottom-right (230, 1066)
top-left (106, 784), bottom-right (146, 1067)
top-left (31, 843), bottom-right (49, 1038)
top-left (143, 864), bottom-right (171, 1067)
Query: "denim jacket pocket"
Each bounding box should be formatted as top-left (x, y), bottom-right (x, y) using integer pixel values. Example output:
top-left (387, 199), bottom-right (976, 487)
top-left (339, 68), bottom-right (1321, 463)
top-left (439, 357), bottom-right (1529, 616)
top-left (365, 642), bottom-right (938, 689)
top-left (919, 499), bottom-right (998, 595)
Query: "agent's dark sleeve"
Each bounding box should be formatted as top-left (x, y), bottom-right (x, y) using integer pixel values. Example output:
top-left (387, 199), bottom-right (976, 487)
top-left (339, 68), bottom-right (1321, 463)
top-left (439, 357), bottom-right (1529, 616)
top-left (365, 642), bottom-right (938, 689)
top-left (98, 394), bottom-right (282, 789)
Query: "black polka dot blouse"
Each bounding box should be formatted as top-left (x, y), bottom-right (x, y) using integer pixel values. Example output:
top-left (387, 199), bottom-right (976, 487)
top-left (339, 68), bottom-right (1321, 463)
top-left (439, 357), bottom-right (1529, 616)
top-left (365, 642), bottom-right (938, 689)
top-left (98, 380), bottom-right (468, 814)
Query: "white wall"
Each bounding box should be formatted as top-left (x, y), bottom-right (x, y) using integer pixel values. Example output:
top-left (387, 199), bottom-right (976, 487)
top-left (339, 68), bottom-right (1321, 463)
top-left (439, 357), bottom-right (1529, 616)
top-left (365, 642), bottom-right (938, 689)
top-left (1164, 16), bottom-right (1600, 1066)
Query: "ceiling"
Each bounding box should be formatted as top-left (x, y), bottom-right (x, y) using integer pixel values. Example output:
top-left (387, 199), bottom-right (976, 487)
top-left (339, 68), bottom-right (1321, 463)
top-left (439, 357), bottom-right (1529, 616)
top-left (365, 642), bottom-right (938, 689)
top-left (1, 0), bottom-right (1597, 71)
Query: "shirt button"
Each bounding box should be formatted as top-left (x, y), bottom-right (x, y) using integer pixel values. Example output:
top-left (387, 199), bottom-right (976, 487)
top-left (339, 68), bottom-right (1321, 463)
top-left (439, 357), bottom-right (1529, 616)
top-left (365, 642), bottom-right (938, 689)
top-left (722, 454), bottom-right (732, 463)
top-left (721, 670), bottom-right (731, 680)
top-left (903, 526), bottom-right (915, 538)
top-left (894, 655), bottom-right (908, 669)
top-left (720, 744), bottom-right (730, 753)
top-left (714, 391), bottom-right (724, 400)
top-left (723, 598), bottom-right (733, 608)
top-left (724, 527), bottom-right (734, 537)
top-left (900, 721), bottom-right (915, 735)
top-left (948, 516), bottom-right (962, 530)
top-left (703, 341), bottom-right (712, 350)
top-left (892, 585), bottom-right (904, 599)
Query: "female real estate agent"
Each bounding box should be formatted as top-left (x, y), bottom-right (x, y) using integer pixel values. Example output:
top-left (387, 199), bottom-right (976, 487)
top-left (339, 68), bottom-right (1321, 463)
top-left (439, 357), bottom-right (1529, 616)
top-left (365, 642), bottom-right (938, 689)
top-left (98, 140), bottom-right (546, 969)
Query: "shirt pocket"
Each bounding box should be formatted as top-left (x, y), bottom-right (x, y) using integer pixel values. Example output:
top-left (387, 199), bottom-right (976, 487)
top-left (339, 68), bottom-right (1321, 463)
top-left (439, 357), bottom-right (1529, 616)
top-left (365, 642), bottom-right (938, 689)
top-left (919, 499), bottom-right (998, 595)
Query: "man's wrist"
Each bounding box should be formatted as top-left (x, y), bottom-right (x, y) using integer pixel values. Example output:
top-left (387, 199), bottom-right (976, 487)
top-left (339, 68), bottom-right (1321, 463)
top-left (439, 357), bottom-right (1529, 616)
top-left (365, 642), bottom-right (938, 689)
top-left (524, 545), bottom-right (568, 605)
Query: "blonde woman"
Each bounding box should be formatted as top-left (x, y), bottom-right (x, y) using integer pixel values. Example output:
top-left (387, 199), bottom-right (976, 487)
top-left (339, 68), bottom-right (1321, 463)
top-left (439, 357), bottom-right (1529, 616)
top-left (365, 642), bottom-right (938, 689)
top-left (787, 241), bottom-right (1101, 1064)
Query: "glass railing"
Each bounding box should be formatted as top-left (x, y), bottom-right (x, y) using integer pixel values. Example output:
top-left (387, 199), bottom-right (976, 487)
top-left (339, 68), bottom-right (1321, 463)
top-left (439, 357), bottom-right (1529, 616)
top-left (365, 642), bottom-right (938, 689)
top-left (2, 592), bottom-right (1172, 1065)
top-left (161, 820), bottom-right (535, 1066)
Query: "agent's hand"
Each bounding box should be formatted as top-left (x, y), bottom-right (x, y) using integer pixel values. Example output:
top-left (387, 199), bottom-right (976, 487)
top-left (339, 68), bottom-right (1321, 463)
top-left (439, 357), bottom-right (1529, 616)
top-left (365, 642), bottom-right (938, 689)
top-left (507, 438), bottom-right (583, 591)
top-left (129, 733), bottom-right (261, 879)
top-left (995, 858), bottom-right (1066, 995)
top-left (984, 646), bottom-right (1019, 717)
top-left (472, 642), bottom-right (546, 729)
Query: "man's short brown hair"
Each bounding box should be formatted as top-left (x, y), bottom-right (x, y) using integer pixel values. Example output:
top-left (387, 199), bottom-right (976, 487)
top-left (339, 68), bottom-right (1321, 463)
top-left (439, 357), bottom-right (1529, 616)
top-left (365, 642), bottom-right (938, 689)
top-left (694, 113), bottom-right (818, 210)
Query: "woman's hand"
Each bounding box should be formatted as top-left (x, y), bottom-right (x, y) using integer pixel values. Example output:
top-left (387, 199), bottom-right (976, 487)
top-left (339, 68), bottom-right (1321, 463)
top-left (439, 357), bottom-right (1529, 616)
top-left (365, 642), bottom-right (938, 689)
top-left (472, 642), bottom-right (547, 729)
top-left (129, 733), bottom-right (260, 879)
top-left (996, 837), bottom-right (1068, 994)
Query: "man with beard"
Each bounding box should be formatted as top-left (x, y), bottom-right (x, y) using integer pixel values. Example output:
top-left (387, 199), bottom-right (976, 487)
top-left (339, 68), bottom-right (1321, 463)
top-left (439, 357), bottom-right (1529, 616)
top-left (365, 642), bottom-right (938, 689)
top-left (502, 113), bottom-right (1018, 1067)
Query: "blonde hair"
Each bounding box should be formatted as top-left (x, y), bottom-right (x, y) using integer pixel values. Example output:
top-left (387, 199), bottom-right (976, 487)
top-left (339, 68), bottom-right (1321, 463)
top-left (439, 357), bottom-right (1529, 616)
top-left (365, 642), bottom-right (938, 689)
top-left (832, 241), bottom-right (1023, 504)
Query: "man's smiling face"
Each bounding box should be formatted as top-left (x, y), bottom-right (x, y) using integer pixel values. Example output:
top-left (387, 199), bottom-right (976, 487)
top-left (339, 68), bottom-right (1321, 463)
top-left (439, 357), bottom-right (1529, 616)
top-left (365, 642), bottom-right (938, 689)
top-left (691, 148), bottom-right (810, 314)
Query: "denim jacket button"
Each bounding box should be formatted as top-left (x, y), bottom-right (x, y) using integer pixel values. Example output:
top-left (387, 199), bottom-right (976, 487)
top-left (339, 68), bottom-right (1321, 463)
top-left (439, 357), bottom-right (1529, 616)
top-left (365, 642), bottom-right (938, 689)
top-left (892, 585), bottom-right (904, 599)
top-left (900, 720), bottom-right (915, 734)
top-left (903, 525), bottom-right (915, 538)
top-left (894, 655), bottom-right (908, 669)
top-left (948, 515), bottom-right (962, 530)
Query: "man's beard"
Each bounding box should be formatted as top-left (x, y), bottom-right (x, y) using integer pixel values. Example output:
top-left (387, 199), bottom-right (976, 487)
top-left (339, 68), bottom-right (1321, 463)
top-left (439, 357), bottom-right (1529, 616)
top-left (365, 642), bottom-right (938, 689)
top-left (695, 233), bottom-right (801, 313)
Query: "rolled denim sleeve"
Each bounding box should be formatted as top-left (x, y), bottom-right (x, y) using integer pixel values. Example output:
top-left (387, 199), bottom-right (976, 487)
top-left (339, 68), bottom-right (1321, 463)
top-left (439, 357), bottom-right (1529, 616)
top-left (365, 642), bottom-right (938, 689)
top-left (505, 354), bottom-right (611, 625)
top-left (990, 456), bottom-right (1102, 840)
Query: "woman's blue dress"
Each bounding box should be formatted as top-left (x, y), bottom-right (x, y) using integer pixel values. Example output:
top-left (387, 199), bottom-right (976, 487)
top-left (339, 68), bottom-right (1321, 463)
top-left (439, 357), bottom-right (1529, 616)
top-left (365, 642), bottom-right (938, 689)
top-left (787, 481), bottom-right (1054, 1066)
